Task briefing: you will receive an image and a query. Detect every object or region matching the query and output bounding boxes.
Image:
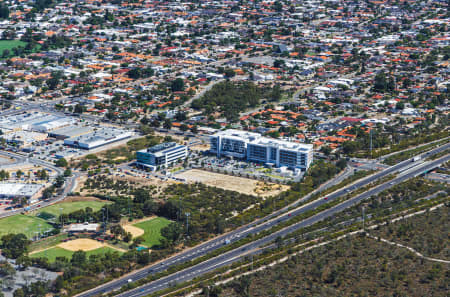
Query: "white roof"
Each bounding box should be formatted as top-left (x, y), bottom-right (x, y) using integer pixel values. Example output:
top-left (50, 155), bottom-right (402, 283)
top-left (0, 183), bottom-right (43, 197)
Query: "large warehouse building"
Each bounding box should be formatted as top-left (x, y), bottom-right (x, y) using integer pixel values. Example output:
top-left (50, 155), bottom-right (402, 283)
top-left (64, 128), bottom-right (133, 149)
top-left (0, 112), bottom-right (74, 132)
top-left (210, 129), bottom-right (313, 170)
top-left (136, 142), bottom-right (188, 171)
top-left (0, 183), bottom-right (44, 203)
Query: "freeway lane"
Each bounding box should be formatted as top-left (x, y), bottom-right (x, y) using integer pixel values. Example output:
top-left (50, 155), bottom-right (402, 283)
top-left (118, 153), bottom-right (450, 297)
top-left (77, 142), bottom-right (450, 297)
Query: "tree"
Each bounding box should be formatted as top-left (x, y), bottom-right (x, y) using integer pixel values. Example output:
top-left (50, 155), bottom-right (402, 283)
top-left (163, 119), bottom-right (172, 130)
top-left (321, 146), bottom-right (332, 156)
top-left (1, 49), bottom-right (9, 58)
top-left (160, 222), bottom-right (183, 243)
top-left (16, 169), bottom-right (23, 178)
top-left (133, 188), bottom-right (150, 204)
top-left (0, 233), bottom-right (30, 259)
top-left (223, 68), bottom-right (236, 78)
top-left (175, 111), bottom-right (187, 122)
top-left (272, 0), bottom-right (283, 11)
top-left (63, 169), bottom-right (72, 177)
top-left (273, 59), bottom-right (285, 68)
top-left (110, 224), bottom-right (125, 238)
top-left (36, 169), bottom-right (48, 180)
top-left (180, 124), bottom-right (189, 131)
top-left (42, 186), bottom-right (54, 199)
top-left (46, 77), bottom-right (60, 90)
top-left (0, 4), bottom-right (9, 19)
top-left (71, 251), bottom-right (86, 266)
top-left (55, 158), bottom-right (68, 167)
top-left (396, 101), bottom-right (405, 110)
top-left (0, 260), bottom-right (15, 277)
top-left (73, 104), bottom-right (84, 114)
top-left (54, 175), bottom-right (65, 188)
top-left (270, 84), bottom-right (282, 101)
top-left (336, 158), bottom-right (347, 170)
top-left (170, 78), bottom-right (184, 92)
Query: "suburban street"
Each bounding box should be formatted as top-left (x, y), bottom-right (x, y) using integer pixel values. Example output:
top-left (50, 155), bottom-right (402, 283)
top-left (77, 142), bottom-right (450, 297)
top-left (0, 150), bottom-right (79, 219)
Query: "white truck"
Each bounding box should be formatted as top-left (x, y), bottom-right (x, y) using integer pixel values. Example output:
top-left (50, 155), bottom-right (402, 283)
top-left (412, 156), bottom-right (421, 162)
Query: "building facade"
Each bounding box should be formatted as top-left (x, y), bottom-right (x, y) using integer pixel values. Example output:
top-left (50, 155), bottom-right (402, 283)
top-left (210, 129), bottom-right (313, 170)
top-left (136, 142), bottom-right (188, 170)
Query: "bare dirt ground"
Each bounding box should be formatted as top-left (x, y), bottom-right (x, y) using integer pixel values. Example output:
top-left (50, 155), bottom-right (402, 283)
top-left (58, 238), bottom-right (103, 251)
top-left (123, 225), bottom-right (144, 238)
top-left (3, 164), bottom-right (43, 173)
top-left (120, 216), bottom-right (155, 238)
top-left (189, 143), bottom-right (210, 151)
top-left (57, 238), bottom-right (126, 252)
top-left (59, 196), bottom-right (107, 203)
top-left (177, 169), bottom-right (289, 197)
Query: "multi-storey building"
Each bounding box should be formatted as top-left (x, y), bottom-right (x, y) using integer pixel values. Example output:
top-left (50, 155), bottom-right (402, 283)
top-left (210, 129), bottom-right (313, 170)
top-left (136, 142), bottom-right (188, 171)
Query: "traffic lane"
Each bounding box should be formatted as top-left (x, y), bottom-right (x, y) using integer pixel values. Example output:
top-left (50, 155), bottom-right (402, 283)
top-left (121, 154), bottom-right (450, 297)
top-left (78, 148), bottom-right (450, 297)
top-left (81, 162), bottom-right (432, 296)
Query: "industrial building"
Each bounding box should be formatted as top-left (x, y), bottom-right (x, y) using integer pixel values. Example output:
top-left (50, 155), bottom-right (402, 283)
top-left (136, 142), bottom-right (188, 171)
top-left (64, 128), bottom-right (133, 149)
top-left (0, 112), bottom-right (74, 132)
top-left (210, 129), bottom-right (313, 170)
top-left (2, 131), bottom-right (47, 147)
top-left (0, 183), bottom-right (44, 202)
top-left (48, 125), bottom-right (93, 140)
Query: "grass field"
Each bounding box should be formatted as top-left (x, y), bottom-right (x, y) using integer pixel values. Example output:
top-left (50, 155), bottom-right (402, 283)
top-left (133, 217), bottom-right (171, 247)
top-left (0, 214), bottom-right (53, 239)
top-left (30, 246), bottom-right (121, 262)
top-left (33, 201), bottom-right (110, 217)
top-left (0, 40), bottom-right (26, 52)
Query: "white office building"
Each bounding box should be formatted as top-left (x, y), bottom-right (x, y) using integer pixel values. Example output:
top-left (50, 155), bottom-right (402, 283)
top-left (210, 129), bottom-right (313, 170)
top-left (136, 142), bottom-right (188, 171)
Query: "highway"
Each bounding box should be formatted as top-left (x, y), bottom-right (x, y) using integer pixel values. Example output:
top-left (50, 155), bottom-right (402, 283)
top-left (114, 152), bottom-right (450, 297)
top-left (77, 142), bottom-right (450, 297)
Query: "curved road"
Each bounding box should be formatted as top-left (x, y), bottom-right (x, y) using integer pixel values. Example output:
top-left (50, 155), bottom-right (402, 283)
top-left (0, 151), bottom-right (80, 218)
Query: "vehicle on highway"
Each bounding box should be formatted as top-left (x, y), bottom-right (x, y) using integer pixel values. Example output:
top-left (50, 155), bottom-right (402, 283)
top-left (324, 197), bottom-right (328, 200)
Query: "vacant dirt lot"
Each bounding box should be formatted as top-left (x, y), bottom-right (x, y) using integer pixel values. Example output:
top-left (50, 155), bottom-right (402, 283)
top-left (177, 169), bottom-right (289, 196)
top-left (76, 174), bottom-right (173, 196)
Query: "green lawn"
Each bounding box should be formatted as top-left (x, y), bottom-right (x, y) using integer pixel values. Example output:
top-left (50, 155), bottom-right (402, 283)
top-left (30, 246), bottom-right (121, 262)
top-left (33, 200), bottom-right (110, 217)
top-left (0, 40), bottom-right (26, 52)
top-left (0, 40), bottom-right (41, 58)
top-left (133, 217), bottom-right (171, 247)
top-left (0, 214), bottom-right (53, 239)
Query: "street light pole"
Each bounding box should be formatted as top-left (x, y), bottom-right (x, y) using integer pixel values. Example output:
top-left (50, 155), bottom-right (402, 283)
top-left (185, 212), bottom-right (190, 236)
top-left (362, 206), bottom-right (365, 232)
